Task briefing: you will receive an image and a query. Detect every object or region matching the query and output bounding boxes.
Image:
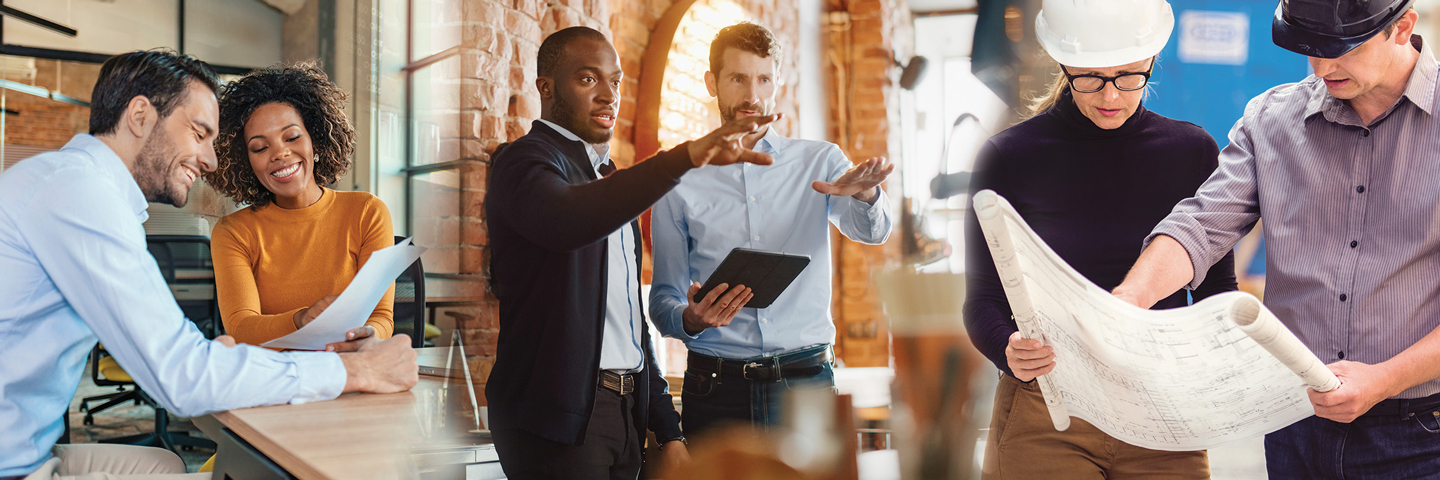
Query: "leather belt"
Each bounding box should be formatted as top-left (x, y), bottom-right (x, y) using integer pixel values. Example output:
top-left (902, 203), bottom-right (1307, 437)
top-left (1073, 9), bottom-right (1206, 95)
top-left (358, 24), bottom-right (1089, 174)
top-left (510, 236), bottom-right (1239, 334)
top-left (687, 346), bottom-right (830, 383)
top-left (1363, 391), bottom-right (1440, 417)
top-left (598, 370), bottom-right (636, 395)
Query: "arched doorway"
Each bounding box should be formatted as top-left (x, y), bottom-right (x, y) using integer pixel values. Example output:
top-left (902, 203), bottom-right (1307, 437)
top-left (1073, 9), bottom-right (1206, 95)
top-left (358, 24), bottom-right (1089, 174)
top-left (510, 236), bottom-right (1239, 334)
top-left (634, 0), bottom-right (751, 161)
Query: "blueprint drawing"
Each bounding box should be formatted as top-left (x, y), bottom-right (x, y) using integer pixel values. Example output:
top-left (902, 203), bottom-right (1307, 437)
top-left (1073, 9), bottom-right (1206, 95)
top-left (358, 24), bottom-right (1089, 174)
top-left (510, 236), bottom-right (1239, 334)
top-left (972, 190), bottom-right (1339, 451)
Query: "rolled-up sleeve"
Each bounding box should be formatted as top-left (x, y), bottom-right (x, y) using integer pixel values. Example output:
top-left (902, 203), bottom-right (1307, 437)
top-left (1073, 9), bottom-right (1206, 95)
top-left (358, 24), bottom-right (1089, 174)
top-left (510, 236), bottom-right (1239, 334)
top-left (1146, 98), bottom-right (1265, 290)
top-left (19, 167), bottom-right (345, 417)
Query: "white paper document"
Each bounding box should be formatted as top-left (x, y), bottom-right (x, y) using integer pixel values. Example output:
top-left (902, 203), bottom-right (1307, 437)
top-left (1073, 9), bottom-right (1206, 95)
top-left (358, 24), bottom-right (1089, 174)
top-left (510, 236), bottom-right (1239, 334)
top-left (972, 190), bottom-right (1339, 451)
top-left (262, 238), bottom-right (428, 350)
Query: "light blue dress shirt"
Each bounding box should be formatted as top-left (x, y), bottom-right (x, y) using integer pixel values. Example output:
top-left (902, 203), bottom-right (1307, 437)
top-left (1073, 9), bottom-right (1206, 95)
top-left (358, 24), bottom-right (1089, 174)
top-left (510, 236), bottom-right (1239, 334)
top-left (0, 135), bottom-right (346, 476)
top-left (536, 120), bottom-right (644, 372)
top-left (649, 128), bottom-right (893, 359)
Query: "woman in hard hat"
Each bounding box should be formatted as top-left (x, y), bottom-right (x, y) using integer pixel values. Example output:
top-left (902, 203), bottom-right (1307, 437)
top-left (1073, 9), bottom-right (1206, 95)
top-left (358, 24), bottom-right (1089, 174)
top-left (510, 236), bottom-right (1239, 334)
top-left (963, 0), bottom-right (1238, 477)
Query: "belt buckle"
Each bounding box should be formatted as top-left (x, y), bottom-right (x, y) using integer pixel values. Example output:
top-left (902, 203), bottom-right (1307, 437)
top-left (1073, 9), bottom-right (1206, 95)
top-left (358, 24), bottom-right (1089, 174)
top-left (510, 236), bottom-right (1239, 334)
top-left (620, 374), bottom-right (634, 395)
top-left (743, 359), bottom-right (780, 382)
top-left (742, 361), bottom-right (765, 381)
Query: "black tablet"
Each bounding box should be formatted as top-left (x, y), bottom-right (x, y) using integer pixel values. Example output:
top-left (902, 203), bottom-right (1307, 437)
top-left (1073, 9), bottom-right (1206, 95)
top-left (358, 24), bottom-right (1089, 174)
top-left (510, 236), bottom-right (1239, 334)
top-left (693, 248), bottom-right (811, 309)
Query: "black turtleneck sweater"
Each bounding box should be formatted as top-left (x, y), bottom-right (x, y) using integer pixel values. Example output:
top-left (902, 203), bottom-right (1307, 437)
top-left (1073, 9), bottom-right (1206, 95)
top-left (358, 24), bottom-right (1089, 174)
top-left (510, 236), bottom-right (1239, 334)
top-left (963, 92), bottom-right (1238, 377)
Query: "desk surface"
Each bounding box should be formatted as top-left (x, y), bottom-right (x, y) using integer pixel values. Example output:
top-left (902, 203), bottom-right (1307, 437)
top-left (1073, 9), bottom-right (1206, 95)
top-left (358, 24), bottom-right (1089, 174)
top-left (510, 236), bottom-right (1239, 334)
top-left (210, 374), bottom-right (486, 480)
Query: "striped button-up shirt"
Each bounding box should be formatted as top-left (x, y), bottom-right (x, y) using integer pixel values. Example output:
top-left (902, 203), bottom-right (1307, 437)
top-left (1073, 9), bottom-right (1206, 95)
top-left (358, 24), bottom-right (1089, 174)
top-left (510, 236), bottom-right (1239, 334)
top-left (1149, 36), bottom-right (1440, 400)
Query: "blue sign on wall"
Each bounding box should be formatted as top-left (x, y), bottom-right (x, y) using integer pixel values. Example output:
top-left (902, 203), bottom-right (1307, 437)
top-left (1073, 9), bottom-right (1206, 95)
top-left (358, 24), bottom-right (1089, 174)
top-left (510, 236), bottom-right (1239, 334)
top-left (1145, 0), bottom-right (1311, 145)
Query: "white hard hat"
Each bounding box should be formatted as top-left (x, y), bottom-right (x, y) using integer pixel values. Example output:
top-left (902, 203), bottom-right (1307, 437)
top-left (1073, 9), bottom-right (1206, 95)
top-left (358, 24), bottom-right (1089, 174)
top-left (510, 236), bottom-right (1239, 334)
top-left (1035, 0), bottom-right (1175, 68)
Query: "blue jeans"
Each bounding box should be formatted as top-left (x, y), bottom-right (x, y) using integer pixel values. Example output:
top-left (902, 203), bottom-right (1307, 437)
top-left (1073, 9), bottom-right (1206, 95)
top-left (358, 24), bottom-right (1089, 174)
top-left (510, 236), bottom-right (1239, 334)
top-left (679, 357), bottom-right (835, 440)
top-left (1265, 399), bottom-right (1440, 479)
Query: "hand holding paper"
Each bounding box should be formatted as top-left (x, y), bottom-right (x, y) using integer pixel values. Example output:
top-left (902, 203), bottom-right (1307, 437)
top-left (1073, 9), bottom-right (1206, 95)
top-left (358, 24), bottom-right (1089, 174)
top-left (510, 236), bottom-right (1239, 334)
top-left (293, 294), bottom-right (338, 329)
top-left (262, 238), bottom-right (427, 351)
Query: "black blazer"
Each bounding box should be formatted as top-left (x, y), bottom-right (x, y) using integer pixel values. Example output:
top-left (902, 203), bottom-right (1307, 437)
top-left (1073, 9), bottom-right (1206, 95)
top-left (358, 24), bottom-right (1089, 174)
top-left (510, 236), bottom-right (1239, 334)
top-left (484, 120), bottom-right (690, 446)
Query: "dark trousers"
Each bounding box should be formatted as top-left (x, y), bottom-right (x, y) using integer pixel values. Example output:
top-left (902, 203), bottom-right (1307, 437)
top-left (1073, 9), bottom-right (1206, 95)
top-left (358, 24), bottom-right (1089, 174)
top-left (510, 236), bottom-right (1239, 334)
top-left (680, 346), bottom-right (835, 440)
top-left (492, 386), bottom-right (641, 480)
top-left (1265, 394), bottom-right (1440, 479)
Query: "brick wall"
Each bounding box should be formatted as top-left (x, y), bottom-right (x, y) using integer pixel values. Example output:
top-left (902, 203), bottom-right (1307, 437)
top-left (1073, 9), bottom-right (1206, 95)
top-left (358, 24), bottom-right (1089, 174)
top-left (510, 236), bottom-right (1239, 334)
top-left (454, 0), bottom-right (905, 377)
top-left (825, 0), bottom-right (910, 368)
top-left (0, 59), bottom-right (97, 152)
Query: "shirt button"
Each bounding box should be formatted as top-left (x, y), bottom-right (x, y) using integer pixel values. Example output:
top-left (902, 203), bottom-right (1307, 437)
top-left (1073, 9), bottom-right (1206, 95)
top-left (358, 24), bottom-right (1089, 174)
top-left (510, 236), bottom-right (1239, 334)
top-left (1350, 240), bottom-right (1358, 248)
top-left (749, 196), bottom-right (757, 202)
top-left (1362, 130), bottom-right (1370, 137)
top-left (1357, 185), bottom-right (1366, 193)
top-left (1338, 351), bottom-right (1346, 360)
top-left (1340, 294), bottom-right (1348, 302)
top-left (754, 235), bottom-right (761, 241)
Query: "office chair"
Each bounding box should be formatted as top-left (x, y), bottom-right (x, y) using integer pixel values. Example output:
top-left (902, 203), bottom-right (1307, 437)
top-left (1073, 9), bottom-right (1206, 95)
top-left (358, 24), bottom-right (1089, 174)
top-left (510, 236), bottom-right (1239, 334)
top-left (393, 236), bottom-right (431, 348)
top-left (147, 235), bottom-right (222, 337)
top-left (77, 235), bottom-right (219, 453)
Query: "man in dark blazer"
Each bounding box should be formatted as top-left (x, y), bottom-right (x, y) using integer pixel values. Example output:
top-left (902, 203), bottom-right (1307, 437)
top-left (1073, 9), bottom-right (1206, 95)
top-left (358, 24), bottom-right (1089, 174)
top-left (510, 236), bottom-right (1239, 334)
top-left (484, 26), bottom-right (777, 480)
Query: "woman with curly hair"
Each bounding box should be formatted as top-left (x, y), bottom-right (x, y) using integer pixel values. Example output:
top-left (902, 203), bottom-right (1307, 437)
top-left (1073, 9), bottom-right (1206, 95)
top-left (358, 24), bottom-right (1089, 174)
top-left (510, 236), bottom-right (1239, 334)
top-left (206, 63), bottom-right (394, 351)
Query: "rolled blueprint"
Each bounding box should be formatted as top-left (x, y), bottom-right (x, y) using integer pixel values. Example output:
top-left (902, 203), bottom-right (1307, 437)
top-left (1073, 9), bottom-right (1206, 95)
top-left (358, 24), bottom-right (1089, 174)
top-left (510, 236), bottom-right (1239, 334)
top-left (973, 190), bottom-right (1072, 431)
top-left (1228, 297), bottom-right (1341, 393)
top-left (966, 190), bottom-right (1327, 450)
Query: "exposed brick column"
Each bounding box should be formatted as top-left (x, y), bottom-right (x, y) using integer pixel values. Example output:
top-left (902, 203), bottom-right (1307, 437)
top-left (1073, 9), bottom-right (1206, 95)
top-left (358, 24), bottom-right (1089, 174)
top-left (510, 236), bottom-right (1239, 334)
top-left (825, 0), bottom-right (908, 368)
top-left (453, 0), bottom-right (615, 385)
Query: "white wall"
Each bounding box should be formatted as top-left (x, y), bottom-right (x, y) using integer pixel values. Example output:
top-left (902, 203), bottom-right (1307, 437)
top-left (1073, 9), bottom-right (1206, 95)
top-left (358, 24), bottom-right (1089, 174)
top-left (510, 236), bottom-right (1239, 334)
top-left (184, 0), bottom-right (285, 68)
top-left (902, 14), bottom-right (1009, 274)
top-left (3, 0), bottom-right (282, 68)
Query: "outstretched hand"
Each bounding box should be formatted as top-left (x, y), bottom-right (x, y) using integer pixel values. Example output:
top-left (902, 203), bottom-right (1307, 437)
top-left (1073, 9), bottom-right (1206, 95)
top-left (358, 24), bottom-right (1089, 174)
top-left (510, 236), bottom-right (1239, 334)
top-left (812, 156), bottom-right (894, 203)
top-left (687, 113), bottom-right (781, 168)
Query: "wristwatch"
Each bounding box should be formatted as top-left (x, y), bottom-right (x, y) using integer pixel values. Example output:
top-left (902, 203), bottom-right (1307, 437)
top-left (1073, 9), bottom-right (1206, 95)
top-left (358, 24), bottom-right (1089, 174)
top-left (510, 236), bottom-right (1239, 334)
top-left (657, 436), bottom-right (687, 449)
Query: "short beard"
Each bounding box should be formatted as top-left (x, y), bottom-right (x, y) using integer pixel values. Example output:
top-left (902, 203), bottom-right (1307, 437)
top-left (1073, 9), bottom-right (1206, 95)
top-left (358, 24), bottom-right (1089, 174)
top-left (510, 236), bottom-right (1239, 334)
top-left (133, 126), bottom-right (188, 208)
top-left (551, 93), bottom-right (612, 144)
top-left (719, 100), bottom-right (768, 124)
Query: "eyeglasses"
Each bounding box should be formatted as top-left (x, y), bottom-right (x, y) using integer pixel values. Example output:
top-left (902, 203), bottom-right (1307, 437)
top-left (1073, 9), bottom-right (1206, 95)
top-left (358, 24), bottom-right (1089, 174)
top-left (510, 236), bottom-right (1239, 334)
top-left (1061, 64), bottom-right (1153, 93)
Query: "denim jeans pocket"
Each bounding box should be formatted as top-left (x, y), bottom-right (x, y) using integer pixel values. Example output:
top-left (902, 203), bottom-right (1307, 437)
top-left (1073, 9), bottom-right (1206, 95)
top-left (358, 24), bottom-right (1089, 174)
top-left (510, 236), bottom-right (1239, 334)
top-left (782, 363), bottom-right (836, 392)
top-left (683, 370), bottom-right (717, 397)
top-left (1412, 409), bottom-right (1440, 434)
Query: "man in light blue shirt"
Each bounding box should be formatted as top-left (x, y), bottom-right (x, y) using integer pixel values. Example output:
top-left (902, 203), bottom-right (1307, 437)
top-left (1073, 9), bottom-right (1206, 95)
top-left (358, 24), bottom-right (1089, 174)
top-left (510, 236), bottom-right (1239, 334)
top-left (0, 51), bottom-right (417, 479)
top-left (649, 23), bottom-right (894, 438)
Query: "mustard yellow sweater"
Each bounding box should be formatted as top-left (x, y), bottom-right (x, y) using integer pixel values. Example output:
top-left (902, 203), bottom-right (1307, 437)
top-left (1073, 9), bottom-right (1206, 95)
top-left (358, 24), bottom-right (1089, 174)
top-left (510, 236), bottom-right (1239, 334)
top-left (212, 189), bottom-right (395, 347)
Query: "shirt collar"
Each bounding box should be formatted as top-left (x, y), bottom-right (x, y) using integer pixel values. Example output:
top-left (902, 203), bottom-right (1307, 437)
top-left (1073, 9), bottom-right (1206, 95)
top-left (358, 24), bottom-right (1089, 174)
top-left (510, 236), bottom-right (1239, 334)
top-left (62, 133), bottom-right (149, 220)
top-left (537, 118), bottom-right (610, 168)
top-left (754, 126), bottom-right (787, 156)
top-left (1306, 35), bottom-right (1438, 122)
top-left (1406, 36), bottom-right (1437, 115)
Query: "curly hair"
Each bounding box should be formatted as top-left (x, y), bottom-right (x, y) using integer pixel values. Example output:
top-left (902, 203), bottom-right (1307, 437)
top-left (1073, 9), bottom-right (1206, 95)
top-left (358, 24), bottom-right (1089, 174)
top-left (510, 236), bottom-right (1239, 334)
top-left (205, 63), bottom-right (354, 208)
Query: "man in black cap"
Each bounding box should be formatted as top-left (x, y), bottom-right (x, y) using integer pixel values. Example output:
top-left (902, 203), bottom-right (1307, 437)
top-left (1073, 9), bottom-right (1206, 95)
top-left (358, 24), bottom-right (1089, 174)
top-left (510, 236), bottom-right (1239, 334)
top-left (1111, 0), bottom-right (1440, 477)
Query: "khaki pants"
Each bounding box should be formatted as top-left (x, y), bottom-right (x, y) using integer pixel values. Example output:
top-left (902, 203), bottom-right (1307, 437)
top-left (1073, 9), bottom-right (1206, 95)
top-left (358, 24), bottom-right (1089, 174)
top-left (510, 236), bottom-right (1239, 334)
top-left (22, 444), bottom-right (207, 480)
top-left (982, 374), bottom-right (1210, 480)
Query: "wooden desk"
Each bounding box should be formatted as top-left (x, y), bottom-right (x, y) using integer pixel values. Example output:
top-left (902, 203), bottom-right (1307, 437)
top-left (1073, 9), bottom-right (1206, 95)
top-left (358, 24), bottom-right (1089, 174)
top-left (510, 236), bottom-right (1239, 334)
top-left (203, 374), bottom-right (493, 480)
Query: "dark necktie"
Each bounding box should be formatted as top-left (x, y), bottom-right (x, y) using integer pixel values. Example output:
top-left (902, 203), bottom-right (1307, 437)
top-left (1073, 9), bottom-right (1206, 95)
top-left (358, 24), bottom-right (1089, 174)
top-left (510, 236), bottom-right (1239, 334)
top-left (597, 160), bottom-right (616, 177)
